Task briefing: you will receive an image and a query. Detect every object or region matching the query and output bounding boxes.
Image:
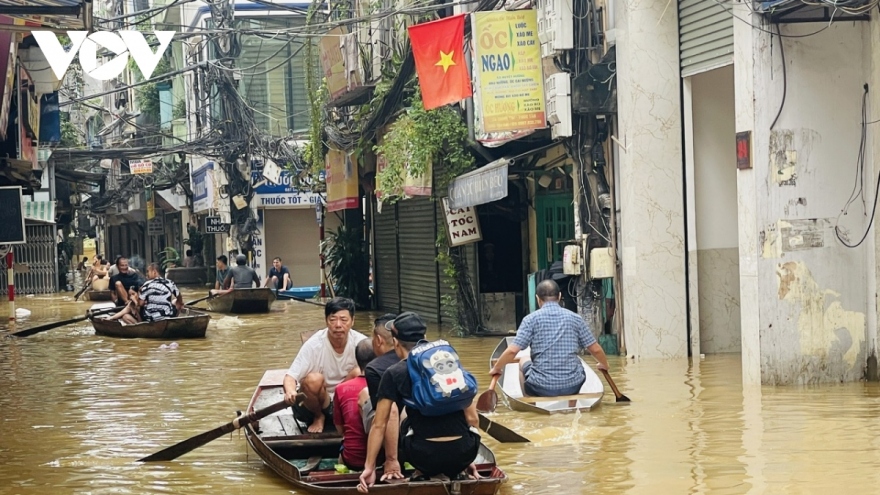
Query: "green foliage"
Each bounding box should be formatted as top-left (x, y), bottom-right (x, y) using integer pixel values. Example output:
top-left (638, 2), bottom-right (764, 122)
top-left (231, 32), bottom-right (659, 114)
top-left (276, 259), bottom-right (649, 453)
top-left (322, 225), bottom-right (371, 308)
top-left (374, 90), bottom-right (473, 203)
top-left (59, 112), bottom-right (84, 148)
top-left (159, 247), bottom-right (180, 270)
top-left (172, 99), bottom-right (186, 119)
top-left (303, 0), bottom-right (327, 177)
top-left (133, 56), bottom-right (172, 121)
top-left (183, 225), bottom-right (205, 265)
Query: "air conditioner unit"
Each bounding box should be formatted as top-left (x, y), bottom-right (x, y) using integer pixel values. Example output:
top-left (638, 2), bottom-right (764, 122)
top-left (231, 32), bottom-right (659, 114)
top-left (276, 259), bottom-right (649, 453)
top-left (547, 93), bottom-right (570, 126)
top-left (546, 73), bottom-right (571, 100)
top-left (128, 193), bottom-right (143, 211)
top-left (537, 0), bottom-right (574, 57)
top-left (551, 119), bottom-right (573, 139)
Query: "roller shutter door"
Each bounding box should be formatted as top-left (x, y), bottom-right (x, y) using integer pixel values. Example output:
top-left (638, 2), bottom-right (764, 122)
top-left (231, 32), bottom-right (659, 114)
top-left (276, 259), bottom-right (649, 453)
top-left (679, 0), bottom-right (733, 77)
top-left (374, 203), bottom-right (400, 313)
top-left (264, 209), bottom-right (341, 287)
top-left (397, 197), bottom-right (439, 322)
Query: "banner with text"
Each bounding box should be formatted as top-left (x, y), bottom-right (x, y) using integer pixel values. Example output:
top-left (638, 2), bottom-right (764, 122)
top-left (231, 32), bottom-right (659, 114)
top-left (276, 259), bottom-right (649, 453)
top-left (473, 10), bottom-right (546, 134)
top-left (251, 159), bottom-right (320, 208)
top-left (191, 160), bottom-right (215, 213)
top-left (326, 148), bottom-right (359, 212)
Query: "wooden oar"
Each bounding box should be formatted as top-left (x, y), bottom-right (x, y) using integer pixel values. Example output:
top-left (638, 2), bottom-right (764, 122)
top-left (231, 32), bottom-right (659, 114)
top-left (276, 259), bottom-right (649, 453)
top-left (138, 394), bottom-right (304, 462)
top-left (185, 294), bottom-right (214, 307)
top-left (478, 413), bottom-right (529, 443)
top-left (600, 369), bottom-right (631, 402)
top-left (8, 306), bottom-right (120, 338)
top-left (476, 375), bottom-right (499, 413)
top-left (73, 279), bottom-right (91, 301)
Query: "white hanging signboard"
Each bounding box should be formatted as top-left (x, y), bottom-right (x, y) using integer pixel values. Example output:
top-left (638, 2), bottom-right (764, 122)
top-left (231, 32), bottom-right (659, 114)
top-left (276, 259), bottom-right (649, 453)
top-left (442, 197), bottom-right (482, 247)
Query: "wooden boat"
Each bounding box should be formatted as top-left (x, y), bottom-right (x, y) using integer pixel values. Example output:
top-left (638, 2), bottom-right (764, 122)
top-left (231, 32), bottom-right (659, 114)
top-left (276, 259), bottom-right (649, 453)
top-left (88, 307), bottom-right (210, 339)
top-left (490, 337), bottom-right (604, 414)
top-left (245, 370), bottom-right (507, 495)
top-left (82, 289), bottom-right (114, 302)
top-left (207, 287), bottom-right (276, 314)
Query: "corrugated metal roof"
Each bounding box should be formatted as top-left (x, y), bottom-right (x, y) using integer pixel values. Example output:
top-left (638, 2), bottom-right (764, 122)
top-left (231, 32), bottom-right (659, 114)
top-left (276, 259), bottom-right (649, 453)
top-left (0, 0), bottom-right (88, 29)
top-left (0, 0), bottom-right (81, 6)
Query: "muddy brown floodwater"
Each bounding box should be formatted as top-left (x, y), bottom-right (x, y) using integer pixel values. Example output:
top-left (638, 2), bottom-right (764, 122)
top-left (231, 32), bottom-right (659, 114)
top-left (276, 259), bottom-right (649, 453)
top-left (2, 292), bottom-right (880, 494)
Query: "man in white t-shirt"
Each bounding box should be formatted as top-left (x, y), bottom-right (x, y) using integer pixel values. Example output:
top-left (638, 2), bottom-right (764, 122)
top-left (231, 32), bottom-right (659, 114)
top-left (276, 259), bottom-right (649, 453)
top-left (283, 297), bottom-right (368, 433)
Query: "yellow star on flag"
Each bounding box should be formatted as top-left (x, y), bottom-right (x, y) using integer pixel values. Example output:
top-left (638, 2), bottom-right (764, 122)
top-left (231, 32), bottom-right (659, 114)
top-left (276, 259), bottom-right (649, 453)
top-left (435, 50), bottom-right (456, 73)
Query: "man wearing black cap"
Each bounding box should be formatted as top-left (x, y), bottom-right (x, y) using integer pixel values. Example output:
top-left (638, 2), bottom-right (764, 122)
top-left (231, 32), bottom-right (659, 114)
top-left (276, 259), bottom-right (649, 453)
top-left (211, 254), bottom-right (260, 295)
top-left (358, 312), bottom-right (481, 492)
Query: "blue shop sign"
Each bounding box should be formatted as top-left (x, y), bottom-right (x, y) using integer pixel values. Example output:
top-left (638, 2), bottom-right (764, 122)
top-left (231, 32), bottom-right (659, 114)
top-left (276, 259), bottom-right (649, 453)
top-left (251, 160), bottom-right (326, 194)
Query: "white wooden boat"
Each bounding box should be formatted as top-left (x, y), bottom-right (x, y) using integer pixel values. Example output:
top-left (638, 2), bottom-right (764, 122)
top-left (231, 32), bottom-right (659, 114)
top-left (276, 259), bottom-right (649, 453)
top-left (490, 337), bottom-right (604, 414)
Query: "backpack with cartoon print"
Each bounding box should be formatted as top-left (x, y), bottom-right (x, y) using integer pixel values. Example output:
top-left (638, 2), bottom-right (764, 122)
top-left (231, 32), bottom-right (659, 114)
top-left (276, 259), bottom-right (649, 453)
top-left (404, 340), bottom-right (478, 416)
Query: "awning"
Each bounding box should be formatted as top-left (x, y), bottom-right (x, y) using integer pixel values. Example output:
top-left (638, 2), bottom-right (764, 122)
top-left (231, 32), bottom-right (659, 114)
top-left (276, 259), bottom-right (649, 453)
top-left (0, 1), bottom-right (91, 30)
top-left (23, 200), bottom-right (55, 223)
top-left (447, 158), bottom-right (511, 209)
top-left (155, 189), bottom-right (179, 213)
top-left (0, 158), bottom-right (42, 193)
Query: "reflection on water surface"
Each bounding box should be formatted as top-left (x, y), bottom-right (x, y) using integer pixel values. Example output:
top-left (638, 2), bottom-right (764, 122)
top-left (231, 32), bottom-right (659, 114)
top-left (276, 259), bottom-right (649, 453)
top-left (2, 292), bottom-right (879, 494)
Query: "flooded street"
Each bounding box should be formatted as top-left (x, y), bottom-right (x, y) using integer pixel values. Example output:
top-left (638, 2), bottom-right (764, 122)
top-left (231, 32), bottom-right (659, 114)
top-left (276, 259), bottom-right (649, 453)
top-left (2, 292), bottom-right (880, 494)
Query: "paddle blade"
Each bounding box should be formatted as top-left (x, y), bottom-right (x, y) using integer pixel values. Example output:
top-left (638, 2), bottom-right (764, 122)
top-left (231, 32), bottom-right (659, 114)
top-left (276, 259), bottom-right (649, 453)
top-left (74, 283), bottom-right (89, 301)
top-left (9, 315), bottom-right (88, 338)
top-left (138, 423), bottom-right (234, 462)
top-left (478, 413), bottom-right (529, 443)
top-left (476, 390), bottom-right (497, 413)
top-left (139, 396), bottom-right (300, 462)
top-left (476, 375), bottom-right (500, 413)
top-left (600, 369), bottom-right (631, 403)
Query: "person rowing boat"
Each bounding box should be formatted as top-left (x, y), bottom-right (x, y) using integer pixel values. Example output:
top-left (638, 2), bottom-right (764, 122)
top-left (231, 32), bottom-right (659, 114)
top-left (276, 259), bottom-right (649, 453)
top-left (489, 279), bottom-right (610, 397)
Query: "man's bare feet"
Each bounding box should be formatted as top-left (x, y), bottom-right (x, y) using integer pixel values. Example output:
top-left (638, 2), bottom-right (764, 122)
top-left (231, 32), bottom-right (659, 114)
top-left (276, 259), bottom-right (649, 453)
top-left (308, 413), bottom-right (325, 433)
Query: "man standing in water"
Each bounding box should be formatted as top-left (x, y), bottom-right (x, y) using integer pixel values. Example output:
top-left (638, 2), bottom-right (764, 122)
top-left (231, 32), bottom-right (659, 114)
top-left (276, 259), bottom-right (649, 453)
top-left (283, 297), bottom-right (368, 432)
top-left (489, 279), bottom-right (610, 397)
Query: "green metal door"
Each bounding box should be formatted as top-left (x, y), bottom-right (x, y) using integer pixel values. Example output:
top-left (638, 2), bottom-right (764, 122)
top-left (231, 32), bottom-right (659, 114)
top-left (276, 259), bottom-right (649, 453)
top-left (535, 194), bottom-right (574, 270)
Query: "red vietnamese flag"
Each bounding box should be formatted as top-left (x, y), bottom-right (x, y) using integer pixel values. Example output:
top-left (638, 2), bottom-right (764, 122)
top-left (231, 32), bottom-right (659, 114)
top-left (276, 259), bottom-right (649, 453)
top-left (408, 14), bottom-right (472, 110)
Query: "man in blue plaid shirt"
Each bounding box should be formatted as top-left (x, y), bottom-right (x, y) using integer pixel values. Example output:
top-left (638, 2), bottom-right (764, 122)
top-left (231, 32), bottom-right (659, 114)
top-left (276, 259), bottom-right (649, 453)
top-left (489, 279), bottom-right (610, 396)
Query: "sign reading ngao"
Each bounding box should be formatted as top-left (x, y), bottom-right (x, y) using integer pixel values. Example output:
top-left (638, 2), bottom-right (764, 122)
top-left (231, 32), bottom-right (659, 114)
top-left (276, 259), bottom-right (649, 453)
top-left (473, 10), bottom-right (545, 134)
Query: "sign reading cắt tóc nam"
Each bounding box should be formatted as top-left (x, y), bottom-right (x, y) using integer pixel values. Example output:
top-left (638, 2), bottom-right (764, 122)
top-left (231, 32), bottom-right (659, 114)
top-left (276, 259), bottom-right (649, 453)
top-left (442, 197), bottom-right (482, 247)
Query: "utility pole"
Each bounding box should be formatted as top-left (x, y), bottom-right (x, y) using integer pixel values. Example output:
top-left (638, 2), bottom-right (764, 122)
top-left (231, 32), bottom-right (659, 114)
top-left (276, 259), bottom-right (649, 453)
top-left (207, 0), bottom-right (257, 262)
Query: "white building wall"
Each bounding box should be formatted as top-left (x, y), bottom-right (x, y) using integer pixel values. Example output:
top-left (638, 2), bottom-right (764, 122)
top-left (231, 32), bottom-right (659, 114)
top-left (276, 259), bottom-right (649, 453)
top-left (614, 0), bottom-right (688, 359)
top-left (736, 18), bottom-right (871, 385)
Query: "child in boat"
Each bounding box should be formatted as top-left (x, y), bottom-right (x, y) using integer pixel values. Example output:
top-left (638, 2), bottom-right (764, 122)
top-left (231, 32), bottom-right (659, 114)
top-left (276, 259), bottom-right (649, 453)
top-left (104, 285), bottom-right (142, 325)
top-left (333, 339), bottom-right (376, 470)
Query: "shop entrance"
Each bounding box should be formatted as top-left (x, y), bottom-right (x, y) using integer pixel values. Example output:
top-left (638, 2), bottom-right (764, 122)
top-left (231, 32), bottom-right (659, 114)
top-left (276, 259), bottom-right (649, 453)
top-left (535, 193), bottom-right (574, 270)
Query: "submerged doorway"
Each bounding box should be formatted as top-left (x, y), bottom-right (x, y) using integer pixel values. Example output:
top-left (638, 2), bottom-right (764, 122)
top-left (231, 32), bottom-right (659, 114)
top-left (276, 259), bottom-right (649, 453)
top-left (686, 65), bottom-right (741, 354)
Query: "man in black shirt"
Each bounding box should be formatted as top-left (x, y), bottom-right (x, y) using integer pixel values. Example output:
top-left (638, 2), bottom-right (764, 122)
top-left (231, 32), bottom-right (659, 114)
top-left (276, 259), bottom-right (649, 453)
top-left (110, 257), bottom-right (142, 303)
top-left (357, 312), bottom-right (481, 492)
top-left (364, 313), bottom-right (399, 409)
top-left (359, 314), bottom-right (400, 477)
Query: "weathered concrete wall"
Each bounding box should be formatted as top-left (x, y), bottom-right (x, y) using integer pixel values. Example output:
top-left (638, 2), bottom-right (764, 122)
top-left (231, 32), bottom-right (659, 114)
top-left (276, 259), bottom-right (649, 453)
top-left (614, 0), bottom-right (688, 358)
top-left (736, 17), bottom-right (870, 385)
top-left (870, 13), bottom-right (880, 382)
top-left (690, 66), bottom-right (741, 354)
